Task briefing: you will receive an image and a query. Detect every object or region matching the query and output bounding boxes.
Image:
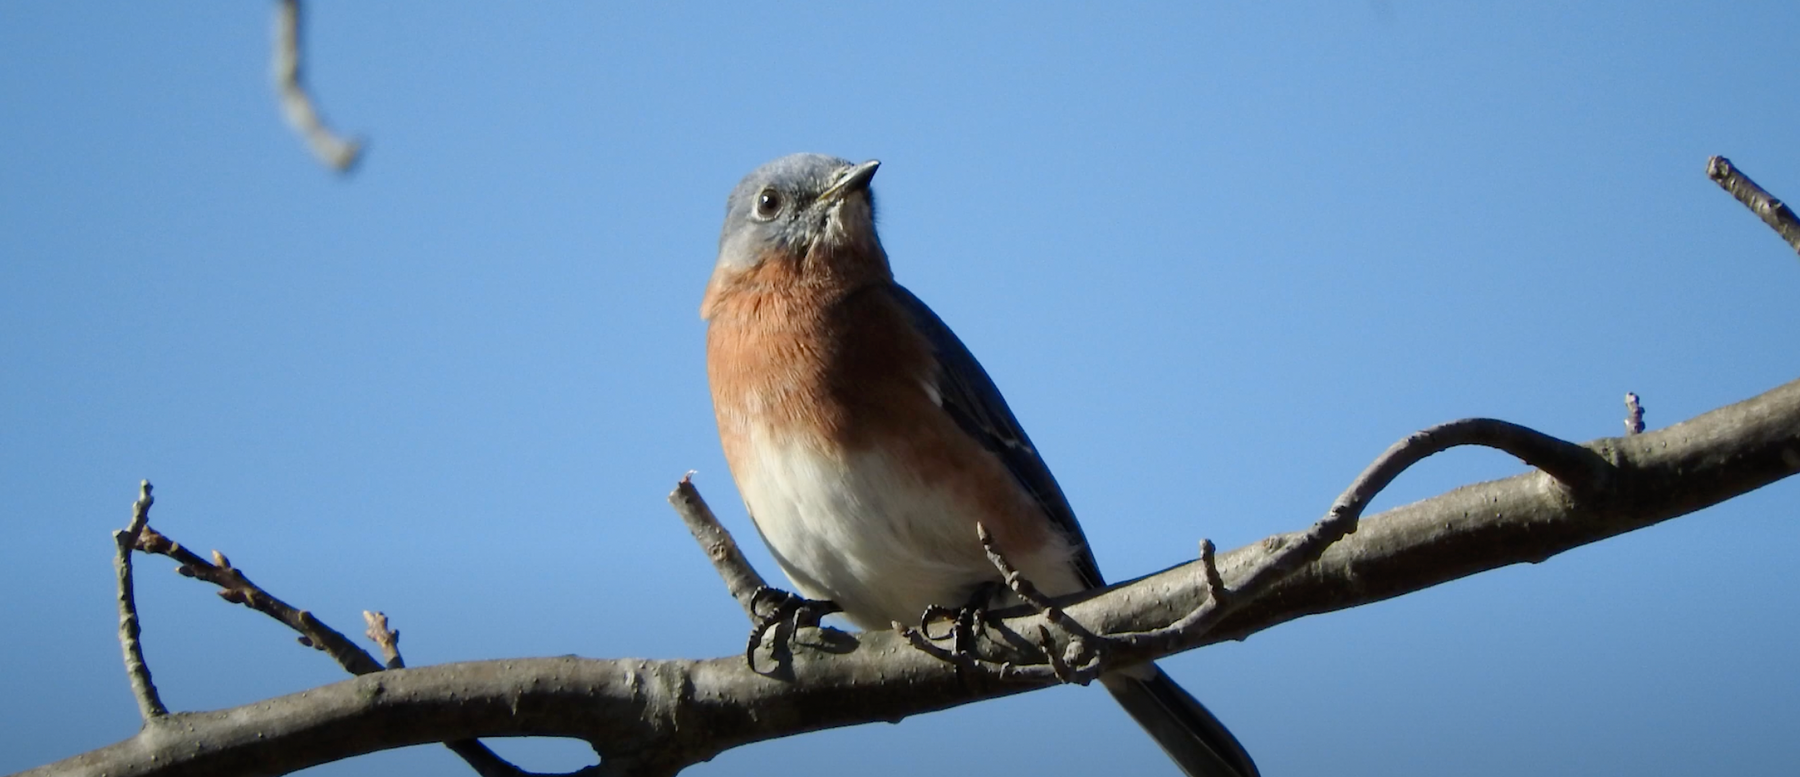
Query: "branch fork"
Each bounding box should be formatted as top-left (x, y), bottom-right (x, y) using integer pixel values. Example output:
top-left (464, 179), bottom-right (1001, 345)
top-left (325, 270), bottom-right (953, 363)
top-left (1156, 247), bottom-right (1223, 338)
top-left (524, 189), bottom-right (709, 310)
top-left (114, 484), bottom-right (551, 777)
top-left (113, 480), bottom-right (167, 721)
top-left (890, 414), bottom-right (1614, 687)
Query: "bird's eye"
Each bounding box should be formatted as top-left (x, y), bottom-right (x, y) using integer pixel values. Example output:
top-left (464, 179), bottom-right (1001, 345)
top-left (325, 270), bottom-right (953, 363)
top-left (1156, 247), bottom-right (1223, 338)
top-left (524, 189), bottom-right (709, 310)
top-left (753, 188), bottom-right (783, 220)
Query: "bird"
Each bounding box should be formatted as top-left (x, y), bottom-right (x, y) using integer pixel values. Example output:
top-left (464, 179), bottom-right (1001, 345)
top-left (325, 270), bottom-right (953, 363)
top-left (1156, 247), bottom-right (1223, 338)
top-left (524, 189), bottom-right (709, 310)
top-left (701, 153), bottom-right (1258, 777)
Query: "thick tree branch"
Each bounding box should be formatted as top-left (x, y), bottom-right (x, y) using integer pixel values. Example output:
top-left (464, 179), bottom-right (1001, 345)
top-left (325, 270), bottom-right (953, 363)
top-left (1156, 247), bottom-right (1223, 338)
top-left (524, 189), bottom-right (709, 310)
top-left (25, 376), bottom-right (1800, 777)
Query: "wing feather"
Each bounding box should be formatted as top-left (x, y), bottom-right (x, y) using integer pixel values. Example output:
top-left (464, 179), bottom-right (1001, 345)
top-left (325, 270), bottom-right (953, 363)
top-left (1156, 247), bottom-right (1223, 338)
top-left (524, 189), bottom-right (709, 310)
top-left (886, 284), bottom-right (1105, 589)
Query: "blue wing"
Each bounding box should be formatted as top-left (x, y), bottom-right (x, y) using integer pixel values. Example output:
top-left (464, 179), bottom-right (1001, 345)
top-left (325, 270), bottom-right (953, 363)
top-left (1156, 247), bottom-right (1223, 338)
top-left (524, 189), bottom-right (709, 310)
top-left (887, 284), bottom-right (1105, 589)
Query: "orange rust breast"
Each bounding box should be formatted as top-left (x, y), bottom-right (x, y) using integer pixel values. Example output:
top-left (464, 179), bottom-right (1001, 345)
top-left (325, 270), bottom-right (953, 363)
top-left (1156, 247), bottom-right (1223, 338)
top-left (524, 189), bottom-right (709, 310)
top-left (705, 270), bottom-right (936, 452)
top-left (704, 270), bottom-right (1061, 574)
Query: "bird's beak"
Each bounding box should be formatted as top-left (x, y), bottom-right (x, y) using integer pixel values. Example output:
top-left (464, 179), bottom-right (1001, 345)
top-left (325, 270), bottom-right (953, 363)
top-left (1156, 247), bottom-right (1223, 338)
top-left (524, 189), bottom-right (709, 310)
top-left (817, 160), bottom-right (881, 203)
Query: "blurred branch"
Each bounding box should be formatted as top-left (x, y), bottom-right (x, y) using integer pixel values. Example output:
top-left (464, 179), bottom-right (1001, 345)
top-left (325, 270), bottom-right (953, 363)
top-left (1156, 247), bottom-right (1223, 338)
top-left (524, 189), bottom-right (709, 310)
top-left (273, 0), bottom-right (363, 173)
top-left (1707, 156), bottom-right (1800, 255)
top-left (29, 375), bottom-right (1800, 777)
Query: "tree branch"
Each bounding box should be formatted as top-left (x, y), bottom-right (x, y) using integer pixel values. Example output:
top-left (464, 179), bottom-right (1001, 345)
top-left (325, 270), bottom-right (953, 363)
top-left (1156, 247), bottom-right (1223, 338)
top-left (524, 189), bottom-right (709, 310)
top-left (134, 527), bottom-right (384, 675)
top-left (272, 0), bottom-right (362, 173)
top-left (668, 474), bottom-right (767, 621)
top-left (133, 522), bottom-right (552, 776)
top-left (1195, 375), bottom-right (1800, 644)
top-left (911, 416), bottom-right (1610, 683)
top-left (1624, 391), bottom-right (1645, 435)
top-left (26, 375), bottom-right (1800, 777)
top-left (1707, 155), bottom-right (1800, 255)
top-left (112, 480), bottom-right (167, 721)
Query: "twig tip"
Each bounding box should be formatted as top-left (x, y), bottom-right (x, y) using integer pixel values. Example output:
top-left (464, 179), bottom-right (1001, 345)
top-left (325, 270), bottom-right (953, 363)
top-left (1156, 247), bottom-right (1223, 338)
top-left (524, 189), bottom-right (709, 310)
top-left (1624, 392), bottom-right (1646, 435)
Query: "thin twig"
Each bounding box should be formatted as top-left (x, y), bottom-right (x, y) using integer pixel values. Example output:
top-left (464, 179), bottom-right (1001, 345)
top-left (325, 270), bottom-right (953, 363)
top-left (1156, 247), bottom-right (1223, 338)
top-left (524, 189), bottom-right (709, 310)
top-left (669, 474), bottom-right (768, 621)
top-left (1110, 500), bottom-right (1357, 653)
top-left (672, 476), bottom-right (847, 674)
top-left (1196, 539), bottom-right (1225, 607)
top-left (1225, 418), bottom-right (1606, 601)
top-left (1325, 418), bottom-right (1609, 529)
top-left (907, 507), bottom-right (1347, 685)
top-left (113, 480), bottom-right (167, 720)
top-left (1180, 417), bottom-right (1609, 632)
top-left (439, 741), bottom-right (607, 777)
top-left (138, 521), bottom-right (561, 776)
top-left (1624, 392), bottom-right (1645, 435)
top-left (910, 416), bottom-right (1614, 683)
top-left (135, 533), bottom-right (386, 675)
top-left (975, 523), bottom-right (1061, 613)
top-left (273, 0), bottom-right (363, 172)
top-left (901, 524), bottom-right (1105, 685)
top-left (1707, 155), bottom-right (1800, 255)
top-left (363, 611), bottom-right (403, 670)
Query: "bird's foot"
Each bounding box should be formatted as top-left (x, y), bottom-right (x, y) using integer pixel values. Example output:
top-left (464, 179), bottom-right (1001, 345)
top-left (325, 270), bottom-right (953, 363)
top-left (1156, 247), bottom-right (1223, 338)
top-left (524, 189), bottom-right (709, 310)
top-left (898, 582), bottom-right (1010, 681)
top-left (914, 580), bottom-right (1003, 661)
top-left (744, 586), bottom-right (841, 673)
top-left (905, 523), bottom-right (1112, 684)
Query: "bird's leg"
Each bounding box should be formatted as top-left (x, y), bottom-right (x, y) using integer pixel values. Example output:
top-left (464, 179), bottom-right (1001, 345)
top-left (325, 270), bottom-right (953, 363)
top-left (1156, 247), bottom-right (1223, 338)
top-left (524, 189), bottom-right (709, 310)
top-left (954, 580), bottom-right (1002, 657)
top-left (902, 526), bottom-right (1112, 683)
top-left (745, 585), bottom-right (841, 671)
top-left (916, 580), bottom-right (1003, 661)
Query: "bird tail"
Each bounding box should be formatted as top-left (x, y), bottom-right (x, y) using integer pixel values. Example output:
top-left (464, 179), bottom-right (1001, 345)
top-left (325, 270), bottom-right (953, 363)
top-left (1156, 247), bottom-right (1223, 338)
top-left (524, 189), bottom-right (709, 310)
top-left (1101, 665), bottom-right (1259, 777)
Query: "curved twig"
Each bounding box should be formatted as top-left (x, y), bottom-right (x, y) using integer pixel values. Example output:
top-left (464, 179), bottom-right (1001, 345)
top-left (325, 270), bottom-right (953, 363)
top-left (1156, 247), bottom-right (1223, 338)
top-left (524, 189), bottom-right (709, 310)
top-left (919, 417), bottom-right (1611, 681)
top-left (1326, 417), bottom-right (1611, 527)
top-left (273, 0), bottom-right (363, 172)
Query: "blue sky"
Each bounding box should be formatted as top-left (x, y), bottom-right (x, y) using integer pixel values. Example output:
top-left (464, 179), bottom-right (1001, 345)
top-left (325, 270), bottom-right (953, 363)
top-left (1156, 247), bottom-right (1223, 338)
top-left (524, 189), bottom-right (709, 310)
top-left (4, 3), bottom-right (1798, 775)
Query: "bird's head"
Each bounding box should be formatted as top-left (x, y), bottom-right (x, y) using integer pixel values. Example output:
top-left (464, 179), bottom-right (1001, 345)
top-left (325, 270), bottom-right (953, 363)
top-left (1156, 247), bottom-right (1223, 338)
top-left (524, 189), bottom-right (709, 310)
top-left (706, 154), bottom-right (887, 311)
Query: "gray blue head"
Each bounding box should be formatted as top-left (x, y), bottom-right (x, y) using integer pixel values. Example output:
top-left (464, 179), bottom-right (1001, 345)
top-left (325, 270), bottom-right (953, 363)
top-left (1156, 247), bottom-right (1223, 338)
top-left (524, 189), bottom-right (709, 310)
top-left (713, 153), bottom-right (886, 280)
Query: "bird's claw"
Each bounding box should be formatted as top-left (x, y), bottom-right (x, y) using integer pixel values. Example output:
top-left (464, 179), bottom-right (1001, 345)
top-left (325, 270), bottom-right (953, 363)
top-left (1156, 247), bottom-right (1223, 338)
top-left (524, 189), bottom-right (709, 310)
top-left (744, 586), bottom-right (841, 672)
top-left (913, 581), bottom-right (1003, 663)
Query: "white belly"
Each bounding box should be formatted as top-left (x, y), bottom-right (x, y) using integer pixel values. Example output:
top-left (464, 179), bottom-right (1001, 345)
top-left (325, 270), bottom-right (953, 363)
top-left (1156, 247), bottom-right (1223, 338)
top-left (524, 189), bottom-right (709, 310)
top-left (734, 430), bottom-right (1079, 629)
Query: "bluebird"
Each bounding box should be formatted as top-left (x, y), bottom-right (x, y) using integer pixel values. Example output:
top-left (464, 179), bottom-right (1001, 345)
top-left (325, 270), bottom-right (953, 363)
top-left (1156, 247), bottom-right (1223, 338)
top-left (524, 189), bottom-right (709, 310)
top-left (703, 153), bottom-right (1257, 777)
